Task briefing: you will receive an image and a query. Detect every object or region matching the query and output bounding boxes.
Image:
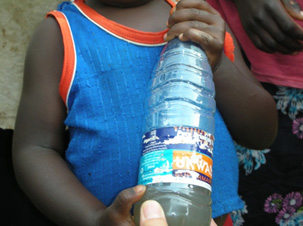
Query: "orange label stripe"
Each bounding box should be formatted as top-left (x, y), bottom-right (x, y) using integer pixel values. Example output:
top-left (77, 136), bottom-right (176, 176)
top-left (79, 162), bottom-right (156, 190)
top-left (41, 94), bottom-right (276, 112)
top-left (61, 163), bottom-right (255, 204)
top-left (172, 150), bottom-right (212, 179)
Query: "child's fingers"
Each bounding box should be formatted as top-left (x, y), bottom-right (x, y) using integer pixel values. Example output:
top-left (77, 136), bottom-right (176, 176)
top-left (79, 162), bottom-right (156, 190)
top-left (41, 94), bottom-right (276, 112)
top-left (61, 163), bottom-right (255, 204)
top-left (164, 20), bottom-right (211, 41)
top-left (110, 185), bottom-right (146, 216)
top-left (181, 29), bottom-right (218, 46)
top-left (167, 0), bottom-right (222, 29)
top-left (165, 25), bottom-right (224, 51)
top-left (97, 185), bottom-right (146, 225)
top-left (164, 0), bottom-right (225, 69)
top-left (167, 8), bottom-right (215, 28)
top-left (165, 0), bottom-right (225, 41)
top-left (181, 29), bottom-right (224, 68)
top-left (175, 0), bottom-right (217, 15)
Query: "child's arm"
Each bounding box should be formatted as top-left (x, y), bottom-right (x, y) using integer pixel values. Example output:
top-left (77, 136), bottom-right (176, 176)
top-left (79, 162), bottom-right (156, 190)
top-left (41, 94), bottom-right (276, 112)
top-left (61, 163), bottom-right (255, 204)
top-left (12, 17), bottom-right (145, 226)
top-left (165, 0), bottom-right (278, 149)
top-left (232, 0), bottom-right (303, 54)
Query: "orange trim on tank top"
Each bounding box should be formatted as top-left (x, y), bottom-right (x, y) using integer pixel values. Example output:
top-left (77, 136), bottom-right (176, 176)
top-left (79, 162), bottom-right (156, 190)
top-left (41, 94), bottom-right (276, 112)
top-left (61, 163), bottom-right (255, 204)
top-left (224, 32), bottom-right (235, 62)
top-left (47, 11), bottom-right (76, 108)
top-left (73, 0), bottom-right (171, 44)
top-left (47, 1), bottom-right (235, 107)
top-left (73, 0), bottom-right (235, 61)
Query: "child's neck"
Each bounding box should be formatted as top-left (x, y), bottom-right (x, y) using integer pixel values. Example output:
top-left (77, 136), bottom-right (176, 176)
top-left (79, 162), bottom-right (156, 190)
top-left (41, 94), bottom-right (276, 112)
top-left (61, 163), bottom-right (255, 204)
top-left (85, 0), bottom-right (171, 32)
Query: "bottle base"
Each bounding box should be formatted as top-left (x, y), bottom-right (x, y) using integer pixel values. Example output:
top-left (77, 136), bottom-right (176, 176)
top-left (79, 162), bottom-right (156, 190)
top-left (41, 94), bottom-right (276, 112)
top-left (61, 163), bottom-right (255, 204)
top-left (134, 183), bottom-right (212, 226)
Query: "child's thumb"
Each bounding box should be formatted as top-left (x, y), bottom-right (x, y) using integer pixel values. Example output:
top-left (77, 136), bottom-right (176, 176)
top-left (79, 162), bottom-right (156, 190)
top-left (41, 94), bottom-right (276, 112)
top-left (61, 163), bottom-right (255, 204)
top-left (111, 185), bottom-right (146, 216)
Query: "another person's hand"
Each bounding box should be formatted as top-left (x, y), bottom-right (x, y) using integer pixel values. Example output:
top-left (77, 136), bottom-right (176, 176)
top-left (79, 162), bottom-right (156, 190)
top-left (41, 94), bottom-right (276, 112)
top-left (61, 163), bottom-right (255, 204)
top-left (164, 0), bottom-right (225, 70)
top-left (233, 0), bottom-right (303, 54)
top-left (140, 200), bottom-right (218, 226)
top-left (140, 200), bottom-right (168, 226)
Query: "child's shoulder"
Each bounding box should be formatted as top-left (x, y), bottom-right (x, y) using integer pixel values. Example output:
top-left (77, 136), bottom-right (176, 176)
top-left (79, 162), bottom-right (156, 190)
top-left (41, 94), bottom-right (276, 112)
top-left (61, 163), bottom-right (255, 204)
top-left (30, 16), bottom-right (63, 61)
top-left (25, 16), bottom-right (64, 90)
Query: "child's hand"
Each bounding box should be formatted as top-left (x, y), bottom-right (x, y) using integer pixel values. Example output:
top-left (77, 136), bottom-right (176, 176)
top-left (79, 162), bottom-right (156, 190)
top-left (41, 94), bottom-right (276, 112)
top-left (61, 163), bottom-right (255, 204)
top-left (96, 185), bottom-right (146, 226)
top-left (164, 0), bottom-right (225, 69)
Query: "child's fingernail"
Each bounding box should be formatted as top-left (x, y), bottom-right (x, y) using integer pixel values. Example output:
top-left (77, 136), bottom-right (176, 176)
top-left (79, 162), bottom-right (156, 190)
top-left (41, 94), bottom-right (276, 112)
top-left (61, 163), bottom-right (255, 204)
top-left (178, 33), bottom-right (184, 40)
top-left (134, 185), bottom-right (145, 193)
top-left (170, 6), bottom-right (176, 15)
top-left (300, 10), bottom-right (303, 16)
top-left (163, 33), bottom-right (167, 40)
top-left (142, 200), bottom-right (165, 219)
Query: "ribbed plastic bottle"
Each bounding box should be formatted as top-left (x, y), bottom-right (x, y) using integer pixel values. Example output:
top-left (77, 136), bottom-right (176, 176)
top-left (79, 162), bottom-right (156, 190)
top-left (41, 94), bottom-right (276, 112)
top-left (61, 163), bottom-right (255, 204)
top-left (134, 38), bottom-right (215, 226)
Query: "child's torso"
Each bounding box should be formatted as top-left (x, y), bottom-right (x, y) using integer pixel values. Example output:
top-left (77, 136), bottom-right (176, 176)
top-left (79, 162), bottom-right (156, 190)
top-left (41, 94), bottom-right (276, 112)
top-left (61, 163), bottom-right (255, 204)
top-left (51, 0), bottom-right (174, 207)
top-left (48, 0), bottom-right (243, 216)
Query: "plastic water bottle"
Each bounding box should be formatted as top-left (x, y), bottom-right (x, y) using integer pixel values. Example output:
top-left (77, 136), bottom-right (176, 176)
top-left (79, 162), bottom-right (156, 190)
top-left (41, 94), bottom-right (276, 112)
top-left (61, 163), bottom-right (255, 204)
top-left (134, 38), bottom-right (215, 226)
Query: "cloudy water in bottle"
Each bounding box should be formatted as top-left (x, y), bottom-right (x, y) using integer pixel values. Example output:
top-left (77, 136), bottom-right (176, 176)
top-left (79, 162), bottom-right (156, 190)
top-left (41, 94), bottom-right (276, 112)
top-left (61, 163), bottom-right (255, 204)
top-left (134, 38), bottom-right (215, 226)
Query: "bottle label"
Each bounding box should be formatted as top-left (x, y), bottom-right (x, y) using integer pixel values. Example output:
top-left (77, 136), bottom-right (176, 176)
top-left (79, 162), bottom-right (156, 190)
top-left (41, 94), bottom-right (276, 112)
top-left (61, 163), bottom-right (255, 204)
top-left (138, 127), bottom-right (214, 191)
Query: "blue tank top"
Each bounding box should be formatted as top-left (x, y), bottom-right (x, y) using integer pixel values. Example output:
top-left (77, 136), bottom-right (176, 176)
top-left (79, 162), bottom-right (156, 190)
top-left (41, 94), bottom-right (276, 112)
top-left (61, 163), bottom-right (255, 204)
top-left (48, 0), bottom-right (243, 218)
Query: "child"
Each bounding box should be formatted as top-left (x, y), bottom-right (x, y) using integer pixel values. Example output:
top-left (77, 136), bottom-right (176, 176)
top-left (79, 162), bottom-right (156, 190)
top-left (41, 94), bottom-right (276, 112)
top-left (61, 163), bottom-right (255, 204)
top-left (12, 0), bottom-right (278, 225)
top-left (206, 0), bottom-right (303, 225)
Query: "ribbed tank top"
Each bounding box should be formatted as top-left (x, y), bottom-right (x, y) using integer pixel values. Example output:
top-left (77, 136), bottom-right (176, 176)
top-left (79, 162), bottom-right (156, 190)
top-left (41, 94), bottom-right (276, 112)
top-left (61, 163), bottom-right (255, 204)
top-left (47, 0), bottom-right (243, 217)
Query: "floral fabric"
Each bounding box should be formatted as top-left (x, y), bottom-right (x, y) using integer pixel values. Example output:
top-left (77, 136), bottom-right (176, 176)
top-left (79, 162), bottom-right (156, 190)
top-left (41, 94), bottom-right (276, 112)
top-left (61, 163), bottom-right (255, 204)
top-left (231, 83), bottom-right (303, 226)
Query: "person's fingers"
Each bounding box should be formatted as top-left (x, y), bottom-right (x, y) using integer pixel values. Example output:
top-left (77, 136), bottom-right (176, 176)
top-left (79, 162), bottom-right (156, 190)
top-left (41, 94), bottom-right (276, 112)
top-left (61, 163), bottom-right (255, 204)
top-left (282, 0), bottom-right (303, 20)
top-left (271, 0), bottom-right (303, 40)
top-left (254, 14), bottom-right (303, 52)
top-left (140, 200), bottom-right (168, 226)
top-left (235, 0), bottom-right (303, 53)
top-left (110, 185), bottom-right (146, 216)
top-left (249, 23), bottom-right (300, 53)
top-left (247, 31), bottom-right (275, 53)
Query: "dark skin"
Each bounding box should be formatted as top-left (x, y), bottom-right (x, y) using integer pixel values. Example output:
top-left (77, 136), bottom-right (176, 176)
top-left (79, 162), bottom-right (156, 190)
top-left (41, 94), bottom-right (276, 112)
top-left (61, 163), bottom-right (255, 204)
top-left (12, 0), bottom-right (278, 225)
top-left (232, 0), bottom-right (303, 54)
